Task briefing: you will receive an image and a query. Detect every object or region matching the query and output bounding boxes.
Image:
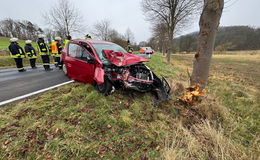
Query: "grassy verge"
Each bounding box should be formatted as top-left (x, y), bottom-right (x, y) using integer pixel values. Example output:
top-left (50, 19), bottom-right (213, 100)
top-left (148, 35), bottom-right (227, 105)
top-left (0, 53), bottom-right (259, 159)
top-left (172, 54), bottom-right (260, 155)
top-left (0, 56), bottom-right (55, 69)
top-left (0, 36), bottom-right (38, 51)
top-left (0, 36), bottom-right (46, 69)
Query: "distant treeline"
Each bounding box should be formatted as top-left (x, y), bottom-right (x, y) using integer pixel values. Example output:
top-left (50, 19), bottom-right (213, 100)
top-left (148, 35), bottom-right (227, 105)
top-left (175, 26), bottom-right (260, 52)
top-left (0, 18), bottom-right (43, 41)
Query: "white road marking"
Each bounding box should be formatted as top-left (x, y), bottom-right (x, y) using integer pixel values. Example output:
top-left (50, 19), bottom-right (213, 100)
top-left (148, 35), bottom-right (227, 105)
top-left (0, 80), bottom-right (75, 107)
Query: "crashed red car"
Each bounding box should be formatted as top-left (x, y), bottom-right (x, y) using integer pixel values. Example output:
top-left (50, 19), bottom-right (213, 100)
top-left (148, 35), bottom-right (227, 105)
top-left (61, 40), bottom-right (170, 101)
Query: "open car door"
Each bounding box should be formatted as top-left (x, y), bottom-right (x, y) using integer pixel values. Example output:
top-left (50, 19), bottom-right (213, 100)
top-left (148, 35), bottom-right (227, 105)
top-left (67, 43), bottom-right (96, 84)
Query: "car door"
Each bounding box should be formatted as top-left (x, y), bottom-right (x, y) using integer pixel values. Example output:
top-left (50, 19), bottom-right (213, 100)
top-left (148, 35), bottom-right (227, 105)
top-left (67, 43), bottom-right (96, 83)
top-left (65, 43), bottom-right (78, 79)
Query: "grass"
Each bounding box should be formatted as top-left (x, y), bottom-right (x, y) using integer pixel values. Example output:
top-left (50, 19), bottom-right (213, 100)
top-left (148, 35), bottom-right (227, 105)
top-left (0, 36), bottom-right (54, 68)
top-left (0, 52), bottom-right (259, 159)
top-left (171, 54), bottom-right (260, 157)
top-left (0, 36), bottom-right (38, 51)
top-left (0, 56), bottom-right (55, 69)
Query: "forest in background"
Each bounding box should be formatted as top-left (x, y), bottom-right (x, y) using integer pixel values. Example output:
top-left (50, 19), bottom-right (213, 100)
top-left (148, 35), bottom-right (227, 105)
top-left (173, 26), bottom-right (260, 52)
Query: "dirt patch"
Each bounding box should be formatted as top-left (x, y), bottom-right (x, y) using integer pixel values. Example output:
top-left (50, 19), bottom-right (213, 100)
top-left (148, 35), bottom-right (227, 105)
top-left (0, 50), bottom-right (9, 56)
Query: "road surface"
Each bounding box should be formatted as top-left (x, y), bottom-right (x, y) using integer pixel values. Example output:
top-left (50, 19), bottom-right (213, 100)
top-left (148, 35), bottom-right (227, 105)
top-left (0, 65), bottom-right (72, 105)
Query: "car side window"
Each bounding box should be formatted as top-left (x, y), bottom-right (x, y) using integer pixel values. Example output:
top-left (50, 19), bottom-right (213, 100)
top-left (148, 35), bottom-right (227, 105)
top-left (81, 43), bottom-right (94, 56)
top-left (68, 43), bottom-right (77, 58)
top-left (76, 46), bottom-right (91, 61)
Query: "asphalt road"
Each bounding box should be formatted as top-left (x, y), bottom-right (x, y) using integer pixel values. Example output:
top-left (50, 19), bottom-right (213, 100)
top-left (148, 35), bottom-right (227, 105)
top-left (0, 65), bottom-right (71, 103)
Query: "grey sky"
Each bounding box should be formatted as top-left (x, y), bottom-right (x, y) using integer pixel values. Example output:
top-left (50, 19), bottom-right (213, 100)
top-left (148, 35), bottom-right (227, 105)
top-left (0, 0), bottom-right (260, 43)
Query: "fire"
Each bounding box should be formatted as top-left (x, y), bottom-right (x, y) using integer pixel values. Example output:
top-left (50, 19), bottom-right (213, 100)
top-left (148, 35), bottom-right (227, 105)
top-left (180, 84), bottom-right (205, 104)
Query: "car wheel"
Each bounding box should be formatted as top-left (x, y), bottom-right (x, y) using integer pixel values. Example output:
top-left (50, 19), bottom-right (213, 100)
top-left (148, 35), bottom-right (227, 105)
top-left (62, 63), bottom-right (67, 75)
top-left (95, 79), bottom-right (113, 96)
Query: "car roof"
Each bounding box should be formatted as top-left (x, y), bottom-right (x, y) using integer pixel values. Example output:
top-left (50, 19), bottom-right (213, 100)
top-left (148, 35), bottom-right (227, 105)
top-left (72, 39), bottom-right (115, 45)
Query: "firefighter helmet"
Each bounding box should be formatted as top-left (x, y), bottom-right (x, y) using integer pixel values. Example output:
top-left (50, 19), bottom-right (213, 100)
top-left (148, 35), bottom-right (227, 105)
top-left (38, 34), bottom-right (45, 38)
top-left (10, 38), bottom-right (18, 42)
top-left (25, 40), bottom-right (32, 44)
top-left (54, 37), bottom-right (62, 41)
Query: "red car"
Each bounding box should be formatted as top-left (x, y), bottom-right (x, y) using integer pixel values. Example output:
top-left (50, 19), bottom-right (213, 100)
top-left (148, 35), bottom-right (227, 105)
top-left (61, 40), bottom-right (170, 101)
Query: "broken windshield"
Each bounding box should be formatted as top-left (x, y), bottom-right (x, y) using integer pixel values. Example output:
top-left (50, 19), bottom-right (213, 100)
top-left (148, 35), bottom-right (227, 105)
top-left (92, 43), bottom-right (127, 65)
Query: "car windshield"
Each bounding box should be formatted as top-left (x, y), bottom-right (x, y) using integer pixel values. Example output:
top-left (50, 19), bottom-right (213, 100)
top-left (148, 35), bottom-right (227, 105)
top-left (92, 43), bottom-right (127, 65)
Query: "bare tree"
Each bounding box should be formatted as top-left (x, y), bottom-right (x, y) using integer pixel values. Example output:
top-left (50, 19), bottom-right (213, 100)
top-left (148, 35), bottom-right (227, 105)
top-left (142, 0), bottom-right (201, 62)
top-left (191, 0), bottom-right (224, 89)
top-left (92, 19), bottom-right (112, 41)
top-left (152, 23), bottom-right (169, 53)
top-left (0, 19), bottom-right (15, 37)
top-left (0, 18), bottom-right (42, 40)
top-left (109, 29), bottom-right (128, 48)
top-left (44, 28), bottom-right (55, 44)
top-left (124, 28), bottom-right (135, 44)
top-left (44, 0), bottom-right (84, 37)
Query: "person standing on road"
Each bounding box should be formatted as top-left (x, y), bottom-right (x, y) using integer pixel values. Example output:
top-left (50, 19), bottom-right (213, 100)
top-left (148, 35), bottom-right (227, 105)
top-left (64, 35), bottom-right (71, 47)
top-left (24, 40), bottom-right (37, 69)
top-left (8, 38), bottom-right (26, 72)
top-left (37, 34), bottom-right (52, 71)
top-left (51, 37), bottom-right (63, 69)
top-left (85, 34), bottom-right (92, 40)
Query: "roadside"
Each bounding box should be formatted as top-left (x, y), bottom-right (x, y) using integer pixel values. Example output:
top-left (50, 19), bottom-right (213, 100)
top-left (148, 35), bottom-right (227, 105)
top-left (0, 53), bottom-right (258, 159)
top-left (0, 65), bottom-right (71, 103)
top-left (0, 54), bottom-right (55, 69)
top-left (0, 36), bottom-right (53, 69)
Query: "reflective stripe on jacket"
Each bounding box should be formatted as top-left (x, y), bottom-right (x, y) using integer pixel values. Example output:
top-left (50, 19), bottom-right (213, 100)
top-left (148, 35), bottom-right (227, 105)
top-left (25, 44), bottom-right (37, 59)
top-left (37, 39), bottom-right (49, 55)
top-left (9, 42), bottom-right (26, 58)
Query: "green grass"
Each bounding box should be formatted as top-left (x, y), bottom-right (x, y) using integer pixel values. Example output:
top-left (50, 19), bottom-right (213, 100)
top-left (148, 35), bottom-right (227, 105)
top-left (0, 36), bottom-right (54, 68)
top-left (0, 36), bottom-right (38, 51)
top-left (172, 54), bottom-right (260, 148)
top-left (0, 54), bottom-right (180, 159)
top-left (0, 53), bottom-right (259, 159)
top-left (0, 56), bottom-right (55, 68)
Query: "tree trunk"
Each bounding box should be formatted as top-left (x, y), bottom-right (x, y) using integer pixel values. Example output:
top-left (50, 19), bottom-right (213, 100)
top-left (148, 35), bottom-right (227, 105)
top-left (166, 27), bottom-right (174, 63)
top-left (166, 51), bottom-right (171, 63)
top-left (191, 0), bottom-right (224, 89)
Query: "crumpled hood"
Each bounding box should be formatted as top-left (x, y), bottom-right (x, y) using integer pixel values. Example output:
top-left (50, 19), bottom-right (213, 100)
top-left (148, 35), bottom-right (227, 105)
top-left (103, 50), bottom-right (149, 66)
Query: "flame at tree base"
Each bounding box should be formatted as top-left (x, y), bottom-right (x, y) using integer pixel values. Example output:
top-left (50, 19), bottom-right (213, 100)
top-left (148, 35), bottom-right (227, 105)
top-left (180, 84), bottom-right (206, 104)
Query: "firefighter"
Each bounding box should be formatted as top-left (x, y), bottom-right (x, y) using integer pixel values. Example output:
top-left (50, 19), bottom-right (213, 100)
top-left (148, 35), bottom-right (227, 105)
top-left (126, 40), bottom-right (133, 53)
top-left (64, 35), bottom-right (71, 47)
top-left (37, 34), bottom-right (52, 71)
top-left (24, 40), bottom-right (37, 69)
top-left (51, 37), bottom-right (63, 69)
top-left (8, 38), bottom-right (26, 72)
top-left (127, 45), bottom-right (133, 53)
top-left (85, 34), bottom-right (92, 40)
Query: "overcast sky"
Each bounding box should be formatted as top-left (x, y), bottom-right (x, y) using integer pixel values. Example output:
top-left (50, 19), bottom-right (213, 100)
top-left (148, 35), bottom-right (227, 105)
top-left (0, 0), bottom-right (260, 43)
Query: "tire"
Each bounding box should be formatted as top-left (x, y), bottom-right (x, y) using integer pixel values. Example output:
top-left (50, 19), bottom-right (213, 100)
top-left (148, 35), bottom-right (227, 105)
top-left (95, 79), bottom-right (113, 96)
top-left (62, 62), bottom-right (67, 75)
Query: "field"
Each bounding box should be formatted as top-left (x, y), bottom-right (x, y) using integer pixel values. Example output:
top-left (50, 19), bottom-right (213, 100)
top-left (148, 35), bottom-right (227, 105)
top-left (0, 52), bottom-right (259, 159)
top-left (0, 37), bottom-right (38, 51)
top-left (0, 36), bottom-right (54, 68)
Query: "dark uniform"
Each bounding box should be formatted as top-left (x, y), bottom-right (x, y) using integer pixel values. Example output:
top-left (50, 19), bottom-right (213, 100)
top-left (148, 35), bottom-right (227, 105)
top-left (9, 42), bottom-right (26, 72)
top-left (85, 34), bottom-right (92, 40)
top-left (57, 41), bottom-right (63, 69)
top-left (37, 38), bottom-right (52, 71)
top-left (24, 43), bottom-right (37, 69)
